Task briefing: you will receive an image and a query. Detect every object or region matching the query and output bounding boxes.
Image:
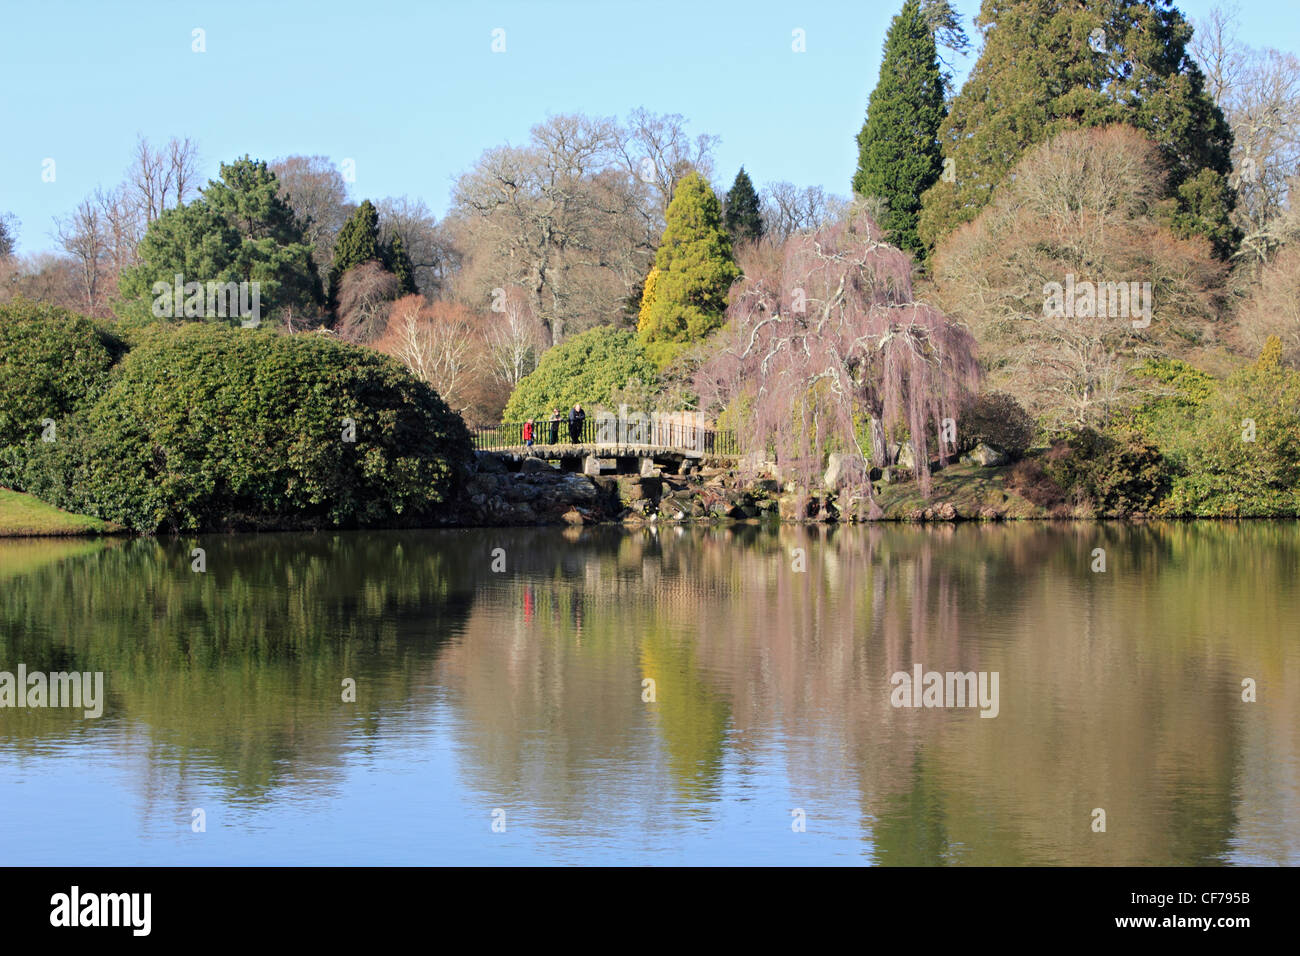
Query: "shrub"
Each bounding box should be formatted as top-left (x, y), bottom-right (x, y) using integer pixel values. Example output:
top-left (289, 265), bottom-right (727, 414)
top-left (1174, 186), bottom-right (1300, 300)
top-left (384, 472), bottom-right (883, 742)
top-left (958, 391), bottom-right (1036, 458)
top-left (1153, 341), bottom-right (1300, 516)
top-left (1044, 427), bottom-right (1169, 516)
top-left (0, 299), bottom-right (117, 488)
top-left (502, 326), bottom-right (658, 422)
top-left (25, 324), bottom-right (472, 532)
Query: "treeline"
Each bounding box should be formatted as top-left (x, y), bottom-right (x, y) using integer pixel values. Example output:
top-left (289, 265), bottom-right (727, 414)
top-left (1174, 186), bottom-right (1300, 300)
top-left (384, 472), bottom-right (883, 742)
top-left (3, 0), bottom-right (1299, 521)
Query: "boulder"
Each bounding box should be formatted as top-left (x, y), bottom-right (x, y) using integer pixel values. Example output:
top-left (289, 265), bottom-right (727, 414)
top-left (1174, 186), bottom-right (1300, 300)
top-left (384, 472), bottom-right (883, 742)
top-left (583, 455), bottom-right (602, 476)
top-left (969, 443), bottom-right (1008, 467)
top-left (895, 442), bottom-right (916, 470)
top-left (520, 456), bottom-right (557, 474)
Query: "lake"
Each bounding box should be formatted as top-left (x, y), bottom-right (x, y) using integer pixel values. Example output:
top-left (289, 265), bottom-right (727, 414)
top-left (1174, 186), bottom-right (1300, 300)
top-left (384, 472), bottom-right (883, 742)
top-left (1, 522), bottom-right (1296, 865)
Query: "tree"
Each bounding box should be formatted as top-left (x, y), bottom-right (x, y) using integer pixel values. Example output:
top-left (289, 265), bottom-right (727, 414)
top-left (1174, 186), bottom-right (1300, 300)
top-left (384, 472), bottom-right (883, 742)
top-left (55, 198), bottom-right (111, 316)
top-left (118, 157), bottom-right (323, 323)
top-left (332, 199), bottom-right (382, 279)
top-left (502, 326), bottom-right (658, 422)
top-left (0, 213), bottom-right (16, 259)
top-left (377, 196), bottom-right (451, 295)
top-left (638, 172), bottom-right (740, 367)
top-left (723, 168), bottom-right (764, 246)
top-left (696, 207), bottom-right (979, 500)
top-left (127, 135), bottom-right (199, 223)
top-left (271, 155), bottom-right (352, 274)
top-left (449, 111), bottom-right (715, 344)
top-left (334, 260), bottom-right (401, 344)
top-left (930, 126), bottom-right (1226, 429)
top-left (1235, 245), bottom-right (1300, 363)
top-left (918, 0), bottom-right (1236, 257)
top-left (852, 0), bottom-right (946, 261)
top-left (383, 233), bottom-right (417, 295)
top-left (376, 296), bottom-right (477, 413)
top-left (761, 183), bottom-right (849, 242)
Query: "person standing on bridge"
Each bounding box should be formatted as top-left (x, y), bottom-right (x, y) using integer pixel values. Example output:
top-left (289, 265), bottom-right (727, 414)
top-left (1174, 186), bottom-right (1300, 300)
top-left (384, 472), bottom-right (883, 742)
top-left (568, 403), bottom-right (585, 443)
top-left (548, 408), bottom-right (561, 445)
top-left (522, 419), bottom-right (535, 448)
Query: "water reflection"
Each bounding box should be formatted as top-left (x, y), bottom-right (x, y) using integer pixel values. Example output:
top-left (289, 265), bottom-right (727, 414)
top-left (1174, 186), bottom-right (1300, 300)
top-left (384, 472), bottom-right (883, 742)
top-left (1, 523), bottom-right (1296, 864)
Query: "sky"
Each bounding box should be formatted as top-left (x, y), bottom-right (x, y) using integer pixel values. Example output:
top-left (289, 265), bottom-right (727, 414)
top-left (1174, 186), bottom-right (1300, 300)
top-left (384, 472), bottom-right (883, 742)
top-left (2, 0), bottom-right (1297, 256)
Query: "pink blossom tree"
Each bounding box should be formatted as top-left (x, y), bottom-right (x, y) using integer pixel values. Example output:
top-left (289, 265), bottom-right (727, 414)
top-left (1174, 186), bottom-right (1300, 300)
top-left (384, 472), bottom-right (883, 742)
top-left (697, 207), bottom-right (979, 503)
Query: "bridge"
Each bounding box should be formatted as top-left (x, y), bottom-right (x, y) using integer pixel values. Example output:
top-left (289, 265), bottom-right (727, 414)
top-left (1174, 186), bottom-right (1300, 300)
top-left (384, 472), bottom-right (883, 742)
top-left (471, 419), bottom-right (740, 476)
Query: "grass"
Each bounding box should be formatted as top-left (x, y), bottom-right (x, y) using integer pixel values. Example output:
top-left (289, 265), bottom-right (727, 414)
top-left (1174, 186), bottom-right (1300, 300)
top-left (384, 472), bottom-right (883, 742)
top-left (0, 488), bottom-right (121, 537)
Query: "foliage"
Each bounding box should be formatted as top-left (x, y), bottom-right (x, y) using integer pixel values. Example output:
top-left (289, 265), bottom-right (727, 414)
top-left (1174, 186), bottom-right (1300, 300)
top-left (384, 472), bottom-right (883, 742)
top-left (638, 172), bottom-right (740, 351)
top-left (0, 299), bottom-right (117, 488)
top-left (21, 324), bottom-right (472, 533)
top-left (1044, 427), bottom-right (1168, 516)
top-left (931, 126), bottom-right (1226, 429)
top-left (117, 157), bottom-right (324, 324)
top-left (502, 326), bottom-right (658, 421)
top-left (723, 168), bottom-right (764, 246)
top-left (917, 0), bottom-right (1235, 255)
top-left (331, 200), bottom-right (382, 282)
top-left (1149, 340), bottom-right (1300, 516)
top-left (959, 391), bottom-right (1036, 458)
top-left (852, 0), bottom-right (946, 260)
top-left (697, 208), bottom-right (979, 496)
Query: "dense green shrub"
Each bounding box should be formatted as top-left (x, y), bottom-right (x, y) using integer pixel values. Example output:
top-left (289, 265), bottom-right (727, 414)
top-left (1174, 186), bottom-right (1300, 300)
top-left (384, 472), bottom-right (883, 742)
top-left (0, 299), bottom-right (118, 488)
top-left (25, 324), bottom-right (472, 532)
top-left (1044, 427), bottom-right (1168, 517)
top-left (1151, 343), bottom-right (1300, 517)
top-left (502, 326), bottom-right (658, 421)
top-left (959, 391), bottom-right (1036, 458)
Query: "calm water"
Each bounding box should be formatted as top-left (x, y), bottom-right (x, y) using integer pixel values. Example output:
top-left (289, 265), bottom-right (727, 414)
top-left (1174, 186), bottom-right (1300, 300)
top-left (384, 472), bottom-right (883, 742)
top-left (1, 523), bottom-right (1296, 865)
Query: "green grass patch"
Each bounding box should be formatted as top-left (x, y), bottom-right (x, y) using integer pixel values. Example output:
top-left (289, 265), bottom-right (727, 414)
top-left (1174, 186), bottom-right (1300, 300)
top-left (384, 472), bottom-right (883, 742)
top-left (0, 488), bottom-right (121, 537)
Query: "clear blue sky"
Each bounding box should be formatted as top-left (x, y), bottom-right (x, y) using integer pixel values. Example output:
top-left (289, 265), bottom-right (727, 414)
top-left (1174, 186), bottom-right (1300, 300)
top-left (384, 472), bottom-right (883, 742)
top-left (2, 0), bottom-right (1294, 255)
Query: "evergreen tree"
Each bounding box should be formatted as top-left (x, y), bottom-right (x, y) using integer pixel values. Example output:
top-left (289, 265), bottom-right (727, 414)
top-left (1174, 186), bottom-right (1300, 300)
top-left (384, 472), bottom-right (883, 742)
top-left (638, 172), bottom-right (740, 368)
top-left (332, 200), bottom-right (381, 276)
top-left (117, 158), bottom-right (323, 321)
top-left (852, 0), bottom-right (946, 260)
top-left (917, 0), bottom-right (1236, 257)
top-left (383, 234), bottom-right (417, 295)
top-left (723, 168), bottom-right (764, 245)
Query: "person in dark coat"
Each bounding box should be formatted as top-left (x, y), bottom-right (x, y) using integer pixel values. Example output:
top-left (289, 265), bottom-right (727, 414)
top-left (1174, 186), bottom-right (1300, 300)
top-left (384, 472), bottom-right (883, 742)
top-left (568, 403), bottom-right (585, 443)
top-left (548, 408), bottom-right (561, 445)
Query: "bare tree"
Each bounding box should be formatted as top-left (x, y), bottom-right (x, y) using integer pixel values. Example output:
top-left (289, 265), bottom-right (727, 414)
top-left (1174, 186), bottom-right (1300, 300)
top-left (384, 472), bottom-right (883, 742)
top-left (484, 285), bottom-right (543, 391)
top-left (451, 113), bottom-right (650, 344)
top-left (376, 295), bottom-right (478, 412)
top-left (616, 108), bottom-right (719, 231)
top-left (55, 198), bottom-right (110, 315)
top-left (761, 183), bottom-right (849, 242)
top-left (271, 155), bottom-right (352, 272)
top-left (128, 135), bottom-right (199, 223)
top-left (376, 196), bottom-right (452, 296)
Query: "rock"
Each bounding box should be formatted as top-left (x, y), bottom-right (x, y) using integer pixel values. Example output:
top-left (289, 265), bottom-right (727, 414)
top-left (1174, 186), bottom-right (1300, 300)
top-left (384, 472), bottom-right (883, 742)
top-left (639, 457), bottom-right (658, 477)
top-left (895, 442), bottom-right (916, 470)
top-left (823, 453), bottom-right (845, 489)
top-left (978, 506), bottom-right (1003, 521)
top-left (583, 455), bottom-right (602, 476)
top-left (752, 478), bottom-right (780, 494)
top-left (520, 457), bottom-right (557, 474)
top-left (969, 443), bottom-right (1008, 467)
top-left (475, 452), bottom-right (508, 474)
top-left (934, 502), bottom-right (958, 521)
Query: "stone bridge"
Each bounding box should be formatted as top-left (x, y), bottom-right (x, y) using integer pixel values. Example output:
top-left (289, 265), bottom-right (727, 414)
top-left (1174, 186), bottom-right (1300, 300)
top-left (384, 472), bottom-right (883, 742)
top-left (478, 442), bottom-right (737, 477)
